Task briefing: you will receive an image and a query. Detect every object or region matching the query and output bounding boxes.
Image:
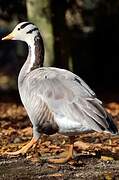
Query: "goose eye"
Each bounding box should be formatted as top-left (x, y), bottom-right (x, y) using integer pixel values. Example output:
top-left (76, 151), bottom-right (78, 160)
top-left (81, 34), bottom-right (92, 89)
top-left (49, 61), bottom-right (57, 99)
top-left (18, 28), bottom-right (20, 31)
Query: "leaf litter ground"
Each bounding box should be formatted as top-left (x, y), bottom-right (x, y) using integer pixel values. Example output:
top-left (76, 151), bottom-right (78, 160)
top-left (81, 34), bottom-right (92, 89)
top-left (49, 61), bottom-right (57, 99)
top-left (0, 102), bottom-right (119, 179)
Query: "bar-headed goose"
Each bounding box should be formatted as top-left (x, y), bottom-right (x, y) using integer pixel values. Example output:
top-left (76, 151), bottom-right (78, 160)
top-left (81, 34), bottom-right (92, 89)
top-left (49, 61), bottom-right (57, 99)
top-left (2, 22), bottom-right (118, 163)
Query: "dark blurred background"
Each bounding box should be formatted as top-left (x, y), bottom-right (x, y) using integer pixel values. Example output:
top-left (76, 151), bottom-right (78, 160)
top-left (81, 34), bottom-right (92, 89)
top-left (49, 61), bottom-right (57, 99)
top-left (0, 0), bottom-right (119, 103)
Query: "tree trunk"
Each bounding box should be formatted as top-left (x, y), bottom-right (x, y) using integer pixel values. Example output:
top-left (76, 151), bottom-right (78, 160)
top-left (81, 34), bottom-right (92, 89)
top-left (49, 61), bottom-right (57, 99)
top-left (26, 0), bottom-right (54, 66)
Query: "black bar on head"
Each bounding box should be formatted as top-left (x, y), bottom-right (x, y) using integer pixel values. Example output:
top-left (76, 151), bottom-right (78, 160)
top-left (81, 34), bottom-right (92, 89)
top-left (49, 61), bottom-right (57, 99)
top-left (26, 28), bottom-right (38, 34)
top-left (20, 22), bottom-right (32, 29)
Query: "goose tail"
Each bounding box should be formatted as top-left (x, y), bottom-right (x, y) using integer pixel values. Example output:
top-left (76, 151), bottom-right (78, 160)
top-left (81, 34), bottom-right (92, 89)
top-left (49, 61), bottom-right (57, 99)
top-left (106, 113), bottom-right (118, 135)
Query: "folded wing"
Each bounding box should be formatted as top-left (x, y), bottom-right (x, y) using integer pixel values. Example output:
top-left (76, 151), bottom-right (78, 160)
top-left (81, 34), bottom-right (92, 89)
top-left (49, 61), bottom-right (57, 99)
top-left (27, 67), bottom-right (118, 134)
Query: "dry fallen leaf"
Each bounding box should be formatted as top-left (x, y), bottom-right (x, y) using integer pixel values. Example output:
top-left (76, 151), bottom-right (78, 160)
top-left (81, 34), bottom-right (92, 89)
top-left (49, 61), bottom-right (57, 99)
top-left (101, 155), bottom-right (114, 161)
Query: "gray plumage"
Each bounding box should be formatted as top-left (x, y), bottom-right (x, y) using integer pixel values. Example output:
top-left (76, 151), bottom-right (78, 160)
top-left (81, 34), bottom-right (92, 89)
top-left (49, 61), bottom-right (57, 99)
top-left (19, 66), bottom-right (118, 138)
top-left (3, 22), bottom-right (119, 142)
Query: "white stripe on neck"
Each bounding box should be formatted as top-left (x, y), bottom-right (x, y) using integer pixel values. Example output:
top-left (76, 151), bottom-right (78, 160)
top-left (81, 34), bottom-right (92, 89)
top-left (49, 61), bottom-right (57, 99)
top-left (26, 44), bottom-right (36, 73)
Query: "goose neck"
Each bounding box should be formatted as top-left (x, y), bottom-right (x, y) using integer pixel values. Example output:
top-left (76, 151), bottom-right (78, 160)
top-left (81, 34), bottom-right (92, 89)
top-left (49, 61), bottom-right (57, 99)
top-left (18, 34), bottom-right (44, 84)
top-left (27, 34), bottom-right (44, 72)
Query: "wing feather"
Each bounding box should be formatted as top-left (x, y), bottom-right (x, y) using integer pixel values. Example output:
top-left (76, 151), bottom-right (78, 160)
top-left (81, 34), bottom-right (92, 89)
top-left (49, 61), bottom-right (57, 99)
top-left (25, 67), bottom-right (114, 132)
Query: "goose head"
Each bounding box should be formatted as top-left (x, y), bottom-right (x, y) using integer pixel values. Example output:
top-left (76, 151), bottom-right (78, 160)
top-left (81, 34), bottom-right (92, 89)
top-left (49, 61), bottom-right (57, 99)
top-left (2, 22), bottom-right (44, 70)
top-left (2, 22), bottom-right (40, 45)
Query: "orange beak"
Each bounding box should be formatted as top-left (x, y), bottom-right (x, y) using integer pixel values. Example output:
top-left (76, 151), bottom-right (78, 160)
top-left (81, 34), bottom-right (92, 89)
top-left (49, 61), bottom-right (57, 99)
top-left (2, 32), bottom-right (15, 40)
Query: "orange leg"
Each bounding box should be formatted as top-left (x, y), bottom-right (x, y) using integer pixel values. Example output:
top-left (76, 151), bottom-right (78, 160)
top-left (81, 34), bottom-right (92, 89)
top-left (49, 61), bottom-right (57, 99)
top-left (4, 137), bottom-right (38, 156)
top-left (48, 144), bottom-right (73, 164)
